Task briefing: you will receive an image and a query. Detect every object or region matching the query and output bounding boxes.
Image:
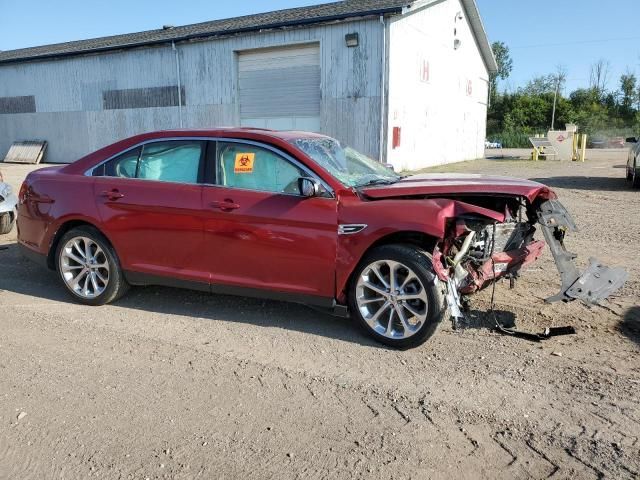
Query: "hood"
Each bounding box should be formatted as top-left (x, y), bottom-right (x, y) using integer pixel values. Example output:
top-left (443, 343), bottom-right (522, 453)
top-left (360, 173), bottom-right (555, 202)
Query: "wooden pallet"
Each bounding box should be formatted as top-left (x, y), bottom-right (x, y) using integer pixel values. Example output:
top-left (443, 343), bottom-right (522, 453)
top-left (3, 141), bottom-right (47, 164)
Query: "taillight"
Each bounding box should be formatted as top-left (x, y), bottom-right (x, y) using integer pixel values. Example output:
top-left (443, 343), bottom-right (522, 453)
top-left (19, 181), bottom-right (28, 204)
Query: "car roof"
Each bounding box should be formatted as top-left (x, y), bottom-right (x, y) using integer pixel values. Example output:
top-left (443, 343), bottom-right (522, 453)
top-left (147, 127), bottom-right (331, 142)
top-left (61, 128), bottom-right (334, 175)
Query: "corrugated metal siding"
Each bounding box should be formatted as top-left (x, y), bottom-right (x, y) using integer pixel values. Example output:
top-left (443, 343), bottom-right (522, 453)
top-left (0, 18), bottom-right (383, 163)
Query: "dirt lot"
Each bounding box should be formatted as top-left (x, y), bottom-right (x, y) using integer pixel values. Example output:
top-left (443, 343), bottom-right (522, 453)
top-left (1, 151), bottom-right (639, 479)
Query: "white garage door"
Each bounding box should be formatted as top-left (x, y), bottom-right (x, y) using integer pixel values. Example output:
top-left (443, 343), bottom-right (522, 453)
top-left (238, 44), bottom-right (321, 132)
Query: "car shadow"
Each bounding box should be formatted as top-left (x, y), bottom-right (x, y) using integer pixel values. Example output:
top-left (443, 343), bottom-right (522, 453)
top-left (453, 309), bottom-right (516, 331)
top-left (619, 306), bottom-right (640, 346)
top-left (0, 243), bottom-right (387, 349)
top-left (530, 176), bottom-right (631, 192)
top-left (485, 155), bottom-right (530, 161)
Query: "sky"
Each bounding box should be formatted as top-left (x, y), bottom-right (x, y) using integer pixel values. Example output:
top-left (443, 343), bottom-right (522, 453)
top-left (1, 0), bottom-right (638, 95)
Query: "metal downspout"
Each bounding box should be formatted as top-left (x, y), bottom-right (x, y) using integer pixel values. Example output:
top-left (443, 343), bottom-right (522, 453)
top-left (379, 14), bottom-right (387, 163)
top-left (172, 41), bottom-right (184, 128)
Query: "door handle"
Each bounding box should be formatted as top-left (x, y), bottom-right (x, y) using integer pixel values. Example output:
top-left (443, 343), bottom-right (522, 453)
top-left (100, 189), bottom-right (125, 201)
top-left (210, 200), bottom-right (240, 211)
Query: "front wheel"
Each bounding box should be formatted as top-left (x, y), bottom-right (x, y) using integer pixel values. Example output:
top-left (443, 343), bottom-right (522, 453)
top-left (56, 226), bottom-right (129, 306)
top-left (0, 212), bottom-right (13, 235)
top-left (349, 244), bottom-right (445, 349)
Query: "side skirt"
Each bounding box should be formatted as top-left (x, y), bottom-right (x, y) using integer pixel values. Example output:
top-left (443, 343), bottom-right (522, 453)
top-left (124, 270), bottom-right (343, 312)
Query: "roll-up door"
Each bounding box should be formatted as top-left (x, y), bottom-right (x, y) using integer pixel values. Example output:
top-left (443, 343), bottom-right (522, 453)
top-left (238, 43), bottom-right (321, 132)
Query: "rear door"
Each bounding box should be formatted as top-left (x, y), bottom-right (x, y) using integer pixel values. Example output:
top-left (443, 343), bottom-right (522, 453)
top-left (201, 140), bottom-right (337, 301)
top-left (92, 140), bottom-right (209, 286)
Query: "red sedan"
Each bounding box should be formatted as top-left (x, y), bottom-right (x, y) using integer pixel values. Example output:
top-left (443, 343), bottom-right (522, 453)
top-left (17, 129), bottom-right (626, 348)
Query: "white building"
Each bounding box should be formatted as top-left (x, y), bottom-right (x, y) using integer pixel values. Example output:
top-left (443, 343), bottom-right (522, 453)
top-left (0, 0), bottom-right (496, 169)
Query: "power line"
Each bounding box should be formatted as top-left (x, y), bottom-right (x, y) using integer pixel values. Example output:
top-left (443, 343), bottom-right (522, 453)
top-left (511, 36), bottom-right (640, 49)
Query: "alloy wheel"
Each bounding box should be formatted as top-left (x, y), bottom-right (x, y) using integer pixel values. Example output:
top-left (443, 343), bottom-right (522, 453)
top-left (355, 260), bottom-right (429, 339)
top-left (60, 236), bottom-right (110, 298)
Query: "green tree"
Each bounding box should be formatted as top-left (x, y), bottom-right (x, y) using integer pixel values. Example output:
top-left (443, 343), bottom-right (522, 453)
top-left (489, 41), bottom-right (513, 106)
top-left (486, 55), bottom-right (640, 146)
top-left (567, 89), bottom-right (611, 136)
top-left (520, 75), bottom-right (557, 96)
top-left (619, 72), bottom-right (637, 120)
top-left (589, 59), bottom-right (610, 101)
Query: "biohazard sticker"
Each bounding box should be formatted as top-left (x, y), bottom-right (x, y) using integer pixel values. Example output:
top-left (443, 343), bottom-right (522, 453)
top-left (234, 153), bottom-right (255, 173)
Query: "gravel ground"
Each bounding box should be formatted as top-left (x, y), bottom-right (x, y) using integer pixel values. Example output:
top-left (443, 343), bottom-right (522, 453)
top-left (0, 151), bottom-right (639, 479)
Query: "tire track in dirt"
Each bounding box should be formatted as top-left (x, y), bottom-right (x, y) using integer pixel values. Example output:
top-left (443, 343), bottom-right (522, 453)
top-left (1, 154), bottom-right (640, 478)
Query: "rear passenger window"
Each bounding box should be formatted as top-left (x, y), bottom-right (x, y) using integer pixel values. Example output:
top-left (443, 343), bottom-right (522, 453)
top-left (94, 141), bottom-right (204, 184)
top-left (137, 141), bottom-right (203, 184)
top-left (94, 147), bottom-right (141, 177)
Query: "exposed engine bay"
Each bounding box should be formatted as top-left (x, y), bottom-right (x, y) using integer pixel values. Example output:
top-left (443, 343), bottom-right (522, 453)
top-left (432, 195), bottom-right (628, 326)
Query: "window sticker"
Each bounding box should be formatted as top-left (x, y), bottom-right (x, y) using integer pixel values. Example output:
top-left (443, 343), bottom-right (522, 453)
top-left (234, 152), bottom-right (255, 173)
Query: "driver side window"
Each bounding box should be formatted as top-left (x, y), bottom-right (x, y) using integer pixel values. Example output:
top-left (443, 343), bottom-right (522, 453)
top-left (216, 142), bottom-right (304, 194)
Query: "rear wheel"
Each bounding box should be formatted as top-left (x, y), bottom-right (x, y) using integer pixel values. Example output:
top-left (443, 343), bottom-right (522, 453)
top-left (349, 244), bottom-right (445, 349)
top-left (0, 213), bottom-right (13, 235)
top-left (56, 226), bottom-right (129, 305)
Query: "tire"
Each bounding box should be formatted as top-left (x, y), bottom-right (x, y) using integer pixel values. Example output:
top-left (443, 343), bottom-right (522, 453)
top-left (0, 213), bottom-right (13, 235)
top-left (632, 161), bottom-right (640, 189)
top-left (348, 244), bottom-right (445, 349)
top-left (55, 225), bottom-right (129, 306)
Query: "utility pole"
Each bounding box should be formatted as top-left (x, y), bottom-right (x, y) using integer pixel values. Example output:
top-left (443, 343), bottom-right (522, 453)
top-left (551, 75), bottom-right (560, 131)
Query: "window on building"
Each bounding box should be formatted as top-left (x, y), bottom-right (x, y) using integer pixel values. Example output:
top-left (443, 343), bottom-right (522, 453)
top-left (102, 86), bottom-right (185, 110)
top-left (0, 95), bottom-right (36, 114)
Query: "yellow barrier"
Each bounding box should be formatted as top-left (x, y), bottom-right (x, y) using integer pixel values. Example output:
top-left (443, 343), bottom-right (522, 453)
top-left (571, 133), bottom-right (587, 162)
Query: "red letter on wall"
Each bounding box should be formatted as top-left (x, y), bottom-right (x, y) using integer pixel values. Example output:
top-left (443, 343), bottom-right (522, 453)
top-left (392, 126), bottom-right (401, 149)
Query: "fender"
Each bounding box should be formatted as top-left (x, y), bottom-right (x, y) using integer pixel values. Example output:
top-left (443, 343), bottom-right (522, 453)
top-left (335, 192), bottom-right (509, 302)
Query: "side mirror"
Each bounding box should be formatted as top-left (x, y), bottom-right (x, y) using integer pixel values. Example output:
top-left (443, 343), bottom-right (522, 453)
top-left (384, 163), bottom-right (395, 172)
top-left (626, 137), bottom-right (638, 144)
top-left (298, 177), bottom-right (319, 197)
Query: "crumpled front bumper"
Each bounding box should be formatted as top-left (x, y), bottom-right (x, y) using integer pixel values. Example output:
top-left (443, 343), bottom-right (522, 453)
top-left (537, 200), bottom-right (628, 305)
top-left (459, 240), bottom-right (546, 294)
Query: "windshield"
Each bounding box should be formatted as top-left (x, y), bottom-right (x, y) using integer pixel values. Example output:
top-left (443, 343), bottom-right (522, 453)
top-left (291, 137), bottom-right (400, 187)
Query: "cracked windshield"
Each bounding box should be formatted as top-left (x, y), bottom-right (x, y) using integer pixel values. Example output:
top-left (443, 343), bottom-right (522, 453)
top-left (292, 137), bottom-right (400, 187)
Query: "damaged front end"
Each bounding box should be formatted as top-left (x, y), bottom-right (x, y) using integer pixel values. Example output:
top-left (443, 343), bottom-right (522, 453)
top-left (433, 196), bottom-right (628, 327)
top-left (536, 200), bottom-right (627, 304)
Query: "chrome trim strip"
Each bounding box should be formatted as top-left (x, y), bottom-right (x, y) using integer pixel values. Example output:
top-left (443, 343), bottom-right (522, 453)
top-left (338, 224), bottom-right (367, 235)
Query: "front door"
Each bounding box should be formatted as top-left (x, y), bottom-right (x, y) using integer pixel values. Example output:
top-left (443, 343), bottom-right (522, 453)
top-left (202, 140), bottom-right (337, 302)
top-left (93, 140), bottom-right (209, 285)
